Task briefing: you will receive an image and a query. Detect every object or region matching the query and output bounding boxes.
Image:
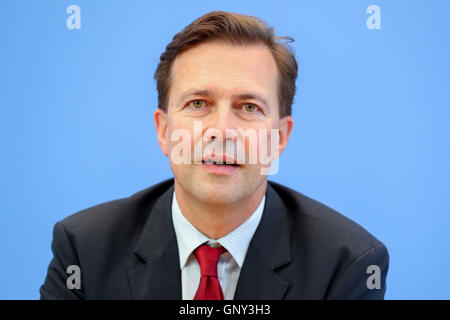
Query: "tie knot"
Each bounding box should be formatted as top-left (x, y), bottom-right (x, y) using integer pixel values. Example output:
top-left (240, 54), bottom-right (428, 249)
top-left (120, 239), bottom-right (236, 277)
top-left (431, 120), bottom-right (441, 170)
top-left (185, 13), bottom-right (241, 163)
top-left (194, 244), bottom-right (227, 277)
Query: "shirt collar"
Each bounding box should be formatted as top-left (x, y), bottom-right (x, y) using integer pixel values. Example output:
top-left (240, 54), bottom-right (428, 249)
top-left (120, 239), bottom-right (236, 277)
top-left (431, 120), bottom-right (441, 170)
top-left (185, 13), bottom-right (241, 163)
top-left (172, 189), bottom-right (265, 269)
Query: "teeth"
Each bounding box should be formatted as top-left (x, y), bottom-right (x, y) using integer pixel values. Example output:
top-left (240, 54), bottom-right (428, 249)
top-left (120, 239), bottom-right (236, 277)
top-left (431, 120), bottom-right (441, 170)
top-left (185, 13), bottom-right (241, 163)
top-left (203, 160), bottom-right (237, 166)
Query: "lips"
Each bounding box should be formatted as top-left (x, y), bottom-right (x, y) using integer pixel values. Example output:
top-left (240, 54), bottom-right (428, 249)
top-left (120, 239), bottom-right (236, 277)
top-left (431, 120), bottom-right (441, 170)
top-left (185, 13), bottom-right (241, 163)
top-left (201, 155), bottom-right (241, 175)
top-left (202, 159), bottom-right (239, 166)
top-left (201, 155), bottom-right (240, 166)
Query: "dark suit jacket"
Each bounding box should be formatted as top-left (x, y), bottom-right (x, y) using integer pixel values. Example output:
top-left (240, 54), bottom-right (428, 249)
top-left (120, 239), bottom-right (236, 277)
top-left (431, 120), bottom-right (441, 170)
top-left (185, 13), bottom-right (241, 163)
top-left (40, 178), bottom-right (389, 300)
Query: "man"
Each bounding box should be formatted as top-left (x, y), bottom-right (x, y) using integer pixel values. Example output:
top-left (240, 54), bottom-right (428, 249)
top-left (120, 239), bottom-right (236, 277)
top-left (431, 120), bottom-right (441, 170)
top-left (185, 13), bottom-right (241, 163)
top-left (40, 11), bottom-right (389, 300)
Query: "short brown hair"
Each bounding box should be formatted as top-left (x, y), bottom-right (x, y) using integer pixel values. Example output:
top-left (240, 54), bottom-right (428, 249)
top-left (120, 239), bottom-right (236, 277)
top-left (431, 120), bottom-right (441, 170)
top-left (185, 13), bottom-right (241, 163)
top-left (154, 11), bottom-right (298, 118)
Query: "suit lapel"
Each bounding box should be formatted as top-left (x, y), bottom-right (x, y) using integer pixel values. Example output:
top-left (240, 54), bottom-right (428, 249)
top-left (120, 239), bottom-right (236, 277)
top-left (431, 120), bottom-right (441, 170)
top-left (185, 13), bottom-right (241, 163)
top-left (233, 182), bottom-right (292, 300)
top-left (127, 183), bottom-right (182, 299)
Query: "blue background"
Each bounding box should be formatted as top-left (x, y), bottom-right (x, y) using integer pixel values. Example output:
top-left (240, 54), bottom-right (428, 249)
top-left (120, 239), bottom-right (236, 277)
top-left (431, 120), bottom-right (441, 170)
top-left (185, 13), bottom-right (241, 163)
top-left (1, 0), bottom-right (449, 299)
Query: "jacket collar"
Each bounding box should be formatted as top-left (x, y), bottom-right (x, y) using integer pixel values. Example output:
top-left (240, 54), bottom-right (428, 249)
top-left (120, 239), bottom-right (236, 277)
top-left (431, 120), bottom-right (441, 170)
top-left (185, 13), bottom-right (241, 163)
top-left (128, 182), bottom-right (182, 299)
top-left (233, 181), bottom-right (292, 299)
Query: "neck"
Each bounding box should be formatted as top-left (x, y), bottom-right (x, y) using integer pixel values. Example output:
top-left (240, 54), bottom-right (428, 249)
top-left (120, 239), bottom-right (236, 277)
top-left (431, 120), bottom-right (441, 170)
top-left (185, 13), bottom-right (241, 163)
top-left (174, 179), bottom-right (267, 239)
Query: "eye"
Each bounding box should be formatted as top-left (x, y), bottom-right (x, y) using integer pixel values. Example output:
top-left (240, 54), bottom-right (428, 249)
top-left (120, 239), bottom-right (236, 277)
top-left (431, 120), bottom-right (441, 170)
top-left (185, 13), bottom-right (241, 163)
top-left (241, 103), bottom-right (259, 112)
top-left (188, 100), bottom-right (206, 109)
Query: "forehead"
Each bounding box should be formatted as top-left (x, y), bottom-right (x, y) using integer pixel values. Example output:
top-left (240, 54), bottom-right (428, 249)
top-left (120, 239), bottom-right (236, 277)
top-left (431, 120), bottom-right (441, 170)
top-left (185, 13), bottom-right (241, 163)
top-left (168, 41), bottom-right (279, 104)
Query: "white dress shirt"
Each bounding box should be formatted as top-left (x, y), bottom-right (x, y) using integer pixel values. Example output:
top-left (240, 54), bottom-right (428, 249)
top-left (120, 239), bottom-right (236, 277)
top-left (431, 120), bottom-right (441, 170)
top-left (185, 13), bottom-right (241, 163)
top-left (171, 190), bottom-right (266, 300)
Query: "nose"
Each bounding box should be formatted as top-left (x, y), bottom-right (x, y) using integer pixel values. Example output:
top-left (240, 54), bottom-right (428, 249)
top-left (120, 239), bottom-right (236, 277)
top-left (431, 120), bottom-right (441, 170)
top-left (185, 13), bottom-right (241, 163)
top-left (205, 102), bottom-right (237, 143)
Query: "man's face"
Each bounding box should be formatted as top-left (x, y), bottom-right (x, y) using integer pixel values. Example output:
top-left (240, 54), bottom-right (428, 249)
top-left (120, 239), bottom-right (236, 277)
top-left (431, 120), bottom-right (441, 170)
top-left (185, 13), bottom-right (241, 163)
top-left (155, 41), bottom-right (293, 205)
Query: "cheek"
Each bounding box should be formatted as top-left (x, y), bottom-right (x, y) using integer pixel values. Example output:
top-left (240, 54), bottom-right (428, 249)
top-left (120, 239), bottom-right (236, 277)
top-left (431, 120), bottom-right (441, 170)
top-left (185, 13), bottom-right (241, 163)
top-left (244, 123), bottom-right (278, 163)
top-left (167, 120), bottom-right (196, 149)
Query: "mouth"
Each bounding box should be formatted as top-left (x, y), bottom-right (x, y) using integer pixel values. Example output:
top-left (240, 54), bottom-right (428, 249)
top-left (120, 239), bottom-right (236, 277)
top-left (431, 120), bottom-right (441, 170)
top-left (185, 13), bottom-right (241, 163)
top-left (201, 159), bottom-right (240, 166)
top-left (201, 159), bottom-right (241, 175)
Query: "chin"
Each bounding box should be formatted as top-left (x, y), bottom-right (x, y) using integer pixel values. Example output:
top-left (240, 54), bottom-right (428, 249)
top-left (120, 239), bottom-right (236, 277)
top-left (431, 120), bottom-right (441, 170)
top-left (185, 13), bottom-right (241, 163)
top-left (196, 186), bottom-right (242, 205)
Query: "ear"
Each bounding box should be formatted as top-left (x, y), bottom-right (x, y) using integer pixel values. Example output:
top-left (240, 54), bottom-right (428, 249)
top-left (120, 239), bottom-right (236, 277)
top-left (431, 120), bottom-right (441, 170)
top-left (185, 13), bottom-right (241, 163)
top-left (154, 108), bottom-right (169, 157)
top-left (277, 115), bottom-right (293, 158)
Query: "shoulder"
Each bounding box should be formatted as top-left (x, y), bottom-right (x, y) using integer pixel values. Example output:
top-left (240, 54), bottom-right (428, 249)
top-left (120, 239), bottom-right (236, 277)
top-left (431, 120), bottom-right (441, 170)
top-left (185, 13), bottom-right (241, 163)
top-left (267, 180), bottom-right (386, 258)
top-left (267, 181), bottom-right (389, 299)
top-left (56, 178), bottom-right (174, 249)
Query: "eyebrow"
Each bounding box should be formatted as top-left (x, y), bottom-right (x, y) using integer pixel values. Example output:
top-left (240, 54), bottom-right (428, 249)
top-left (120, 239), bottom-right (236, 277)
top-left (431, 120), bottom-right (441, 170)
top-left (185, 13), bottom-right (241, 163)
top-left (176, 89), bottom-right (270, 110)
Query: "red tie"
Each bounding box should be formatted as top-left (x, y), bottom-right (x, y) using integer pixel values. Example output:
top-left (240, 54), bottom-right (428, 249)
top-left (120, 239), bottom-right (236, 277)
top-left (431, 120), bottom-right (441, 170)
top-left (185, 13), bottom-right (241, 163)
top-left (193, 244), bottom-right (227, 300)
